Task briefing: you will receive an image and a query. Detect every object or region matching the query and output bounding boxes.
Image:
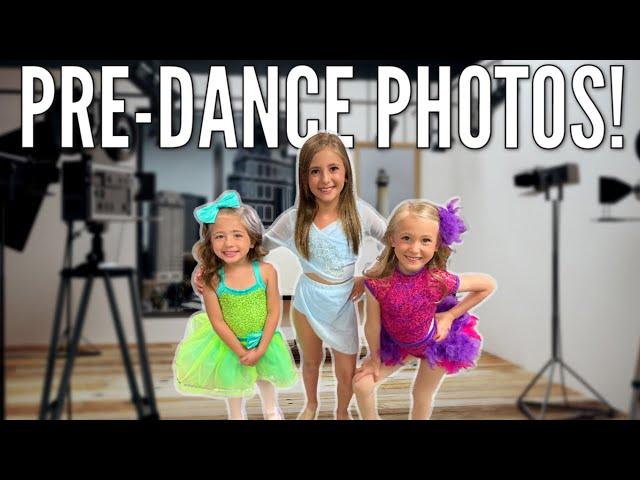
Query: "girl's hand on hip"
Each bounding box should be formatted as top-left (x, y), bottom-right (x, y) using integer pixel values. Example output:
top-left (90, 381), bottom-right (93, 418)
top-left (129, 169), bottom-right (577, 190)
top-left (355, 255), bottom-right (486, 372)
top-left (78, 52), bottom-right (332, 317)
top-left (350, 276), bottom-right (365, 302)
top-left (434, 312), bottom-right (455, 342)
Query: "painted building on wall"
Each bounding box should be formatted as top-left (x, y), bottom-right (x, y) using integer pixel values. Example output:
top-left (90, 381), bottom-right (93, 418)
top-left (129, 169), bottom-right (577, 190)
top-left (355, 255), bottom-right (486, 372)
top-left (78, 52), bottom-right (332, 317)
top-left (227, 146), bottom-right (295, 226)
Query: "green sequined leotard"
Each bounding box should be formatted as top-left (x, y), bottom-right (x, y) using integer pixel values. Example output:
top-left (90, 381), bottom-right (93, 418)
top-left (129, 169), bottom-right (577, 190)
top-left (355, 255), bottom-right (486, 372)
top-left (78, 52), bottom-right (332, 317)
top-left (173, 260), bottom-right (297, 398)
top-left (216, 262), bottom-right (268, 339)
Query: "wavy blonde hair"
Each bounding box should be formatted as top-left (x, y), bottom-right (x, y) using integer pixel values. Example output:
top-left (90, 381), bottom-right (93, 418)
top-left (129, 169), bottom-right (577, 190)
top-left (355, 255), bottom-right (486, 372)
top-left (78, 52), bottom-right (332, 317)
top-left (194, 206), bottom-right (267, 290)
top-left (365, 200), bottom-right (454, 298)
top-left (294, 132), bottom-right (362, 259)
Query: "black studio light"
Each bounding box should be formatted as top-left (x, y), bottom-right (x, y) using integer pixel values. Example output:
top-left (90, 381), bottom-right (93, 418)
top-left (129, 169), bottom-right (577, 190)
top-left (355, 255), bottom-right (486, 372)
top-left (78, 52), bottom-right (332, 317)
top-left (599, 176), bottom-right (640, 205)
top-left (514, 163), bottom-right (580, 194)
top-left (597, 159), bottom-right (640, 223)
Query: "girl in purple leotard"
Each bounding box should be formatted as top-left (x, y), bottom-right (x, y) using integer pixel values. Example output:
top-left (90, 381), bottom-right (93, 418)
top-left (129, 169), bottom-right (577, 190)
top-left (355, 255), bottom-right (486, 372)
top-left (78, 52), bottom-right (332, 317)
top-left (352, 198), bottom-right (496, 420)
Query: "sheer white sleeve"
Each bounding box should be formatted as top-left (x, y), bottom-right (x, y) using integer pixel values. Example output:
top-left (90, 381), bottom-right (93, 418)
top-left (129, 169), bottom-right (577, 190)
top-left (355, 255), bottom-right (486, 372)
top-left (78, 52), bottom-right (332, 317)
top-left (263, 208), bottom-right (296, 252)
top-left (359, 199), bottom-right (387, 245)
top-left (355, 199), bottom-right (388, 277)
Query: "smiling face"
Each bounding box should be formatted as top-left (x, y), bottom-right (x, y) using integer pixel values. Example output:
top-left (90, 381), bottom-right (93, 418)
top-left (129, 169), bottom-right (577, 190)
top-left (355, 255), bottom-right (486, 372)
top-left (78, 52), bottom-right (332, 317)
top-left (210, 211), bottom-right (254, 265)
top-left (307, 147), bottom-right (347, 208)
top-left (390, 213), bottom-right (440, 274)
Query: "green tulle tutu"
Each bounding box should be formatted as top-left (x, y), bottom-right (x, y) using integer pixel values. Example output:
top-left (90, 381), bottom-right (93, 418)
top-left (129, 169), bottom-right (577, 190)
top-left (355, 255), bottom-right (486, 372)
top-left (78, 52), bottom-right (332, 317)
top-left (173, 312), bottom-right (298, 398)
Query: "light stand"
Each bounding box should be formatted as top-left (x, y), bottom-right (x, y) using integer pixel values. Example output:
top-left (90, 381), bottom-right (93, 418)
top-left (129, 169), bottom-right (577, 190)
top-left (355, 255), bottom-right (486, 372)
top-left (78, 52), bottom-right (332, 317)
top-left (517, 182), bottom-right (616, 420)
top-left (39, 222), bottom-right (159, 420)
top-left (597, 175), bottom-right (640, 420)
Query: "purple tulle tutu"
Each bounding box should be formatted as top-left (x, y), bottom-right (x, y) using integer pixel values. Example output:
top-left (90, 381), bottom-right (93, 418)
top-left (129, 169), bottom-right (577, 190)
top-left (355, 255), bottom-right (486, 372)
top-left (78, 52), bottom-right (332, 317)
top-left (379, 295), bottom-right (482, 374)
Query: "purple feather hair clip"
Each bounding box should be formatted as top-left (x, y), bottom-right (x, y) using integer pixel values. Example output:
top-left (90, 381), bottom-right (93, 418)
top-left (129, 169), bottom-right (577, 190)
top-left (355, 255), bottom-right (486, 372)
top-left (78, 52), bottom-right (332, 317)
top-left (437, 197), bottom-right (467, 247)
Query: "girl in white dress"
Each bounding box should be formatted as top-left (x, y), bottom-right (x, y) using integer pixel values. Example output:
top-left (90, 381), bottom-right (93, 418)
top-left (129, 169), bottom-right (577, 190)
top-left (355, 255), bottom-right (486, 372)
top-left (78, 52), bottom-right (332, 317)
top-left (261, 132), bottom-right (386, 419)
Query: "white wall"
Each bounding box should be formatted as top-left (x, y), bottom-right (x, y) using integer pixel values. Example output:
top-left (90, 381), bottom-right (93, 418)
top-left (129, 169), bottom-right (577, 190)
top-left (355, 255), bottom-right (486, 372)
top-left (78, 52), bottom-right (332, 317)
top-left (4, 61), bottom-right (639, 415)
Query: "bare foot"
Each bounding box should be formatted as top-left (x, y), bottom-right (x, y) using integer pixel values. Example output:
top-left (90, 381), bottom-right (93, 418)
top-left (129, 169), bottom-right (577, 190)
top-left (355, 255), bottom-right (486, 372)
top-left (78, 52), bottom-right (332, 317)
top-left (297, 405), bottom-right (318, 420)
top-left (264, 408), bottom-right (284, 420)
top-left (335, 411), bottom-right (353, 420)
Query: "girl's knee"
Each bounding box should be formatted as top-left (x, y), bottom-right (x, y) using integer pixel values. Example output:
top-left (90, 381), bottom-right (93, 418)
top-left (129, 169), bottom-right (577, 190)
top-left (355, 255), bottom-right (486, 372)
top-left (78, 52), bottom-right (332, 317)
top-left (302, 357), bottom-right (322, 371)
top-left (336, 369), bottom-right (355, 387)
top-left (412, 388), bottom-right (436, 405)
top-left (352, 375), bottom-right (375, 397)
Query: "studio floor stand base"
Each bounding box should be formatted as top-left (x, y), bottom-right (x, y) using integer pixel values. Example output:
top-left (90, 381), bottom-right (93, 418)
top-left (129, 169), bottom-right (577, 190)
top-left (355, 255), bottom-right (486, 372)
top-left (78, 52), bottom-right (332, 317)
top-left (517, 357), bottom-right (616, 420)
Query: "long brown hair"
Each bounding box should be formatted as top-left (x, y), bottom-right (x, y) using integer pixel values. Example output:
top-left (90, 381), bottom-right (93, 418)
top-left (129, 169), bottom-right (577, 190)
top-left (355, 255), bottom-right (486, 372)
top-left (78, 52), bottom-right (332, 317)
top-left (365, 200), bottom-right (454, 300)
top-left (294, 132), bottom-right (362, 259)
top-left (194, 206), bottom-right (267, 290)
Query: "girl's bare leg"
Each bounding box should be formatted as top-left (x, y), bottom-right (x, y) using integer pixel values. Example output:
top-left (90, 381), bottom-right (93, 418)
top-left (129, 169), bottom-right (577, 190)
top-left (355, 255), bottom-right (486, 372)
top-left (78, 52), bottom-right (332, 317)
top-left (331, 349), bottom-right (357, 419)
top-left (352, 362), bottom-right (406, 420)
top-left (410, 361), bottom-right (447, 420)
top-left (292, 308), bottom-right (324, 419)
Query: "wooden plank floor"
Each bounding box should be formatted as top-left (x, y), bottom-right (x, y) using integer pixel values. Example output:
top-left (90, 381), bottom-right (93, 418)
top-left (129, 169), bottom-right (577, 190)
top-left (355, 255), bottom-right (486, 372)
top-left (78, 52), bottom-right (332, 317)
top-left (5, 343), bottom-right (625, 420)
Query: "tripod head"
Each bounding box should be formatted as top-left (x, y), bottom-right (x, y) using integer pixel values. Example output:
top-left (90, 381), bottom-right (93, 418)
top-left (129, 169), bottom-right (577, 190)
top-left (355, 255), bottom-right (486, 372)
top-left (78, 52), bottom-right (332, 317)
top-left (85, 222), bottom-right (106, 269)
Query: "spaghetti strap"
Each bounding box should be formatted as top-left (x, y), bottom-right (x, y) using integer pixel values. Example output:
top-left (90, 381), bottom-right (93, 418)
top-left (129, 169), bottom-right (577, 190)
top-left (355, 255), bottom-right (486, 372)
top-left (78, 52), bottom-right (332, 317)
top-left (252, 260), bottom-right (266, 289)
top-left (216, 267), bottom-right (226, 295)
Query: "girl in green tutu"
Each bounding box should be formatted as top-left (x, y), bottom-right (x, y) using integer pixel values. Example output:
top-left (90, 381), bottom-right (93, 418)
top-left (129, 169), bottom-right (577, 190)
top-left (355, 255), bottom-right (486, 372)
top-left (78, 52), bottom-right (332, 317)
top-left (173, 191), bottom-right (298, 419)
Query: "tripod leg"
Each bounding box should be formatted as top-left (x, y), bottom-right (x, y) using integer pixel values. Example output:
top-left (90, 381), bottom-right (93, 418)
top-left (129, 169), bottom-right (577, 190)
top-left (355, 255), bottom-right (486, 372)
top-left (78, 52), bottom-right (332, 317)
top-left (127, 272), bottom-right (159, 418)
top-left (556, 307), bottom-right (569, 407)
top-left (517, 358), bottom-right (554, 403)
top-left (558, 361), bottom-right (570, 407)
top-left (39, 275), bottom-right (69, 420)
top-left (103, 273), bottom-right (144, 419)
top-left (559, 360), bottom-right (614, 413)
top-left (539, 361), bottom-right (557, 419)
top-left (51, 277), bottom-right (93, 420)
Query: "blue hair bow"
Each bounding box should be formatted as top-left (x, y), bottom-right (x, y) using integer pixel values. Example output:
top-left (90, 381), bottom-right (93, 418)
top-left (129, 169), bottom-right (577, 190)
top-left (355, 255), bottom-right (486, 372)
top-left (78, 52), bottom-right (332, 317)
top-left (194, 191), bottom-right (241, 224)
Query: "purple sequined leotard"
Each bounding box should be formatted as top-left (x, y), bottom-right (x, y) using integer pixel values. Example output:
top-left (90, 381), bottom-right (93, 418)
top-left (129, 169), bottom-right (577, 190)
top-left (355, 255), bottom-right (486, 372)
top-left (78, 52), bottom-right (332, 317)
top-left (364, 266), bottom-right (482, 374)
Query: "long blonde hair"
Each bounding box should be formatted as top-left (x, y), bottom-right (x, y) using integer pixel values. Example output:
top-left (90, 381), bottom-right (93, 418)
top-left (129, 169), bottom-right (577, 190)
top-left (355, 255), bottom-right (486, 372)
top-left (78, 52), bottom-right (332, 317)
top-left (294, 132), bottom-right (362, 259)
top-left (194, 206), bottom-right (267, 290)
top-left (366, 200), bottom-right (453, 283)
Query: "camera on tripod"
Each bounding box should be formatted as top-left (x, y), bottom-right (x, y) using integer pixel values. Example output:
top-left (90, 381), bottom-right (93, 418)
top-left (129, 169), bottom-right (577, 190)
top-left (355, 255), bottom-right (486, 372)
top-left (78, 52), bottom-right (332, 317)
top-left (40, 103), bottom-right (160, 420)
top-left (0, 88), bottom-right (160, 420)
